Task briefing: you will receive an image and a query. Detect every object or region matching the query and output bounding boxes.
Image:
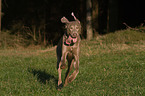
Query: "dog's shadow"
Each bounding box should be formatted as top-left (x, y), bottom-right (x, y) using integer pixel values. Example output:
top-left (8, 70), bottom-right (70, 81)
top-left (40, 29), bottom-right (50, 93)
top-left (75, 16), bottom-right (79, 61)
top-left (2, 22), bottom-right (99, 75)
top-left (28, 68), bottom-right (58, 87)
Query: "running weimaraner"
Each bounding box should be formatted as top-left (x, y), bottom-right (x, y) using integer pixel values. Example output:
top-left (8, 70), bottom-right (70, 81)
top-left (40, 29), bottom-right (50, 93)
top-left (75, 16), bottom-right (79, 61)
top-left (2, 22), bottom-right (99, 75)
top-left (56, 12), bottom-right (81, 90)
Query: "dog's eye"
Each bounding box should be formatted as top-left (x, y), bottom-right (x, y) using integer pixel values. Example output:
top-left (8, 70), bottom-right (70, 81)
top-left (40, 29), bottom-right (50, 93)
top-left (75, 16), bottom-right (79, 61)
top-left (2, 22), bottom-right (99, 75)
top-left (70, 26), bottom-right (74, 30)
top-left (76, 26), bottom-right (79, 29)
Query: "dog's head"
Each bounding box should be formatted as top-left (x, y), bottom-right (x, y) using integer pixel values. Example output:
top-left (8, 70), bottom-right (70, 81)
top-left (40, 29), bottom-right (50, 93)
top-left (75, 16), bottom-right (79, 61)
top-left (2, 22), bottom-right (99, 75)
top-left (61, 12), bottom-right (81, 38)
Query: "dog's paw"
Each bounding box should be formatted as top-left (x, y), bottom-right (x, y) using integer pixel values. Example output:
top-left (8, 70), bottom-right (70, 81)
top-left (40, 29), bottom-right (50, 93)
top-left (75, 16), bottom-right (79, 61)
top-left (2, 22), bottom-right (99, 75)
top-left (57, 83), bottom-right (63, 91)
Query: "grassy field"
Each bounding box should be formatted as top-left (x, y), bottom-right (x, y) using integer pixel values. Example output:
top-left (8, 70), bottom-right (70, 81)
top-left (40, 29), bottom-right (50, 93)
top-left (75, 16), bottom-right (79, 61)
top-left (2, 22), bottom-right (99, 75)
top-left (0, 29), bottom-right (145, 96)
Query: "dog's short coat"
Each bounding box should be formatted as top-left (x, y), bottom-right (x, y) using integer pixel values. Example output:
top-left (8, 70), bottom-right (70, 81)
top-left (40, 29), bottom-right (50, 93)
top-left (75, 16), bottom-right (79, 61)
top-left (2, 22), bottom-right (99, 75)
top-left (56, 12), bottom-right (81, 90)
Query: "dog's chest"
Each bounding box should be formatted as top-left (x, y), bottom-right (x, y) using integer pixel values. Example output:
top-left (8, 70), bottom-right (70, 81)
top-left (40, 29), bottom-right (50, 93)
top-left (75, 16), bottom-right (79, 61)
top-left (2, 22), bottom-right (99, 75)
top-left (67, 46), bottom-right (77, 52)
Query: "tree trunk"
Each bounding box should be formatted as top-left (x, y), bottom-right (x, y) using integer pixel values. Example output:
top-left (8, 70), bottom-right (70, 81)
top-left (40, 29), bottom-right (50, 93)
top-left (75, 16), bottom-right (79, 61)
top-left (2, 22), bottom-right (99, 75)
top-left (86, 0), bottom-right (93, 40)
top-left (107, 0), bottom-right (118, 32)
top-left (43, 31), bottom-right (46, 46)
top-left (32, 25), bottom-right (36, 41)
top-left (38, 28), bottom-right (42, 44)
top-left (0, 0), bottom-right (1, 33)
top-left (92, 0), bottom-right (99, 35)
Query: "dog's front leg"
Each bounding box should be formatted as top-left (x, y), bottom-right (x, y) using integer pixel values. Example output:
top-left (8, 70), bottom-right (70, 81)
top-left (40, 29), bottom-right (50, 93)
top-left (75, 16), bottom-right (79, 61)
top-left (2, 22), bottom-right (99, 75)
top-left (64, 59), bottom-right (74, 87)
top-left (68, 55), bottom-right (79, 83)
top-left (60, 47), bottom-right (68, 69)
top-left (58, 52), bottom-right (68, 89)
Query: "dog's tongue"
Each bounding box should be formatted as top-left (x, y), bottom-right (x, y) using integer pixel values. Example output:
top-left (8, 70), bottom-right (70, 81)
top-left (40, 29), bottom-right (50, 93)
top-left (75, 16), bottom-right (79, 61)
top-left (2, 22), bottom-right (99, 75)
top-left (66, 36), bottom-right (77, 45)
top-left (72, 37), bottom-right (77, 43)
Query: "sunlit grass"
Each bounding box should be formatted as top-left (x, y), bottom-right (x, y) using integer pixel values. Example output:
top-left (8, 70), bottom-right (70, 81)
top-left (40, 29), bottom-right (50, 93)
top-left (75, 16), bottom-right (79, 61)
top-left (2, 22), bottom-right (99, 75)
top-left (0, 30), bottom-right (145, 95)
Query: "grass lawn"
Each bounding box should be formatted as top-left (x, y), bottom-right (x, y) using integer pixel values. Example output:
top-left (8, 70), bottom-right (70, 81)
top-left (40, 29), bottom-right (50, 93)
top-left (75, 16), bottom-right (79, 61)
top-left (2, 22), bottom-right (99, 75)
top-left (0, 29), bottom-right (145, 96)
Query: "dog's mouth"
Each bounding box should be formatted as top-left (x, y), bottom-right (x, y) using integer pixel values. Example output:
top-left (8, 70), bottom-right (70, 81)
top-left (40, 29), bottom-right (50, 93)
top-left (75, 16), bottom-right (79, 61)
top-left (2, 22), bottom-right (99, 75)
top-left (66, 35), bottom-right (77, 45)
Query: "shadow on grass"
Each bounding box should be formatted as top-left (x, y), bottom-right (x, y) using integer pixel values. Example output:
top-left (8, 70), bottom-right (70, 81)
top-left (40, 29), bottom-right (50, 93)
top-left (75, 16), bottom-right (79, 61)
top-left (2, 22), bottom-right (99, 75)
top-left (28, 68), bottom-right (58, 88)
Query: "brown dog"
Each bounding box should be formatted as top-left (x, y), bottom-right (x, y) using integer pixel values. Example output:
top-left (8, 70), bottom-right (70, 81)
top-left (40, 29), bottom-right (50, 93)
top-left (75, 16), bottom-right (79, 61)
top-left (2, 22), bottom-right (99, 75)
top-left (56, 12), bottom-right (81, 90)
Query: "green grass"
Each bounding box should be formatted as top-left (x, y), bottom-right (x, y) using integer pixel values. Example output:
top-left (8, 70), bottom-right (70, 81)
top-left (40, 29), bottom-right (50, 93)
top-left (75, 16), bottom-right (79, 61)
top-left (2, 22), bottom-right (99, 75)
top-left (0, 30), bottom-right (145, 96)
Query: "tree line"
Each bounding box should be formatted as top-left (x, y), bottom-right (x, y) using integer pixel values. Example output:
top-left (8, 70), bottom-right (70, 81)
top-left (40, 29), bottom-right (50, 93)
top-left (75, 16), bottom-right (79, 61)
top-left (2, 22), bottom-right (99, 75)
top-left (0, 0), bottom-right (144, 47)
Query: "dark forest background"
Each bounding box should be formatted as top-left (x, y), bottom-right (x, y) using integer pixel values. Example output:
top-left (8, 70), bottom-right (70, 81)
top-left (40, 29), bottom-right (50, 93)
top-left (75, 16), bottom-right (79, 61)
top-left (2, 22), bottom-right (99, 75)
top-left (1, 0), bottom-right (145, 47)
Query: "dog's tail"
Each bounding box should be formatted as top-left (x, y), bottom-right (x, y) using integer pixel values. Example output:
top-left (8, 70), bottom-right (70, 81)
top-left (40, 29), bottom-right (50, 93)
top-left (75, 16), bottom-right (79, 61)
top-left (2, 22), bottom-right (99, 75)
top-left (71, 12), bottom-right (80, 23)
top-left (71, 12), bottom-right (77, 20)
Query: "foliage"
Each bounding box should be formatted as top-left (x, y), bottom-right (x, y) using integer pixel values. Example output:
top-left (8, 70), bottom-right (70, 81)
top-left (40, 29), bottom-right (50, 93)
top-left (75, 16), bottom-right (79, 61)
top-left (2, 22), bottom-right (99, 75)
top-left (101, 29), bottom-right (145, 44)
top-left (0, 30), bottom-right (31, 49)
top-left (0, 29), bottom-right (145, 95)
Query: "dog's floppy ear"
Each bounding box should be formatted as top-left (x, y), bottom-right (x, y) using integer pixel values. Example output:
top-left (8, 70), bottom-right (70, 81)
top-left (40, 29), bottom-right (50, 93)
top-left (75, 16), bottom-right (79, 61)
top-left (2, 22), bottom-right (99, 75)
top-left (61, 17), bottom-right (69, 23)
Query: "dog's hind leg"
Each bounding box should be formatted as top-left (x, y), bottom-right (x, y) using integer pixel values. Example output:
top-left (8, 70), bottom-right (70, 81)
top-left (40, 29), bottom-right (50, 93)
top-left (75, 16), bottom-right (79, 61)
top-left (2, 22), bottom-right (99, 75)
top-left (64, 59), bottom-right (74, 87)
top-left (57, 61), bottom-right (63, 90)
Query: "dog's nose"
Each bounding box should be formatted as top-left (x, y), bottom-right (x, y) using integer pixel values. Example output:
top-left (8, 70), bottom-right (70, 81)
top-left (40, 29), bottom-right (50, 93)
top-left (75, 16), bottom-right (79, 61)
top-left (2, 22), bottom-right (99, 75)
top-left (72, 33), bottom-right (77, 37)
